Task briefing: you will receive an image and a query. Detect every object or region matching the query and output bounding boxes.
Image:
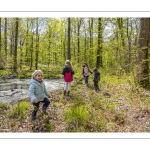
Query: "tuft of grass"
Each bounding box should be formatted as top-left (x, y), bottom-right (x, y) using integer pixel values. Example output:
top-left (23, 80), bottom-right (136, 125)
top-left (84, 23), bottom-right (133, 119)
top-left (43, 119), bottom-right (54, 132)
top-left (0, 103), bottom-right (9, 110)
top-left (8, 101), bottom-right (29, 119)
top-left (64, 105), bottom-right (89, 132)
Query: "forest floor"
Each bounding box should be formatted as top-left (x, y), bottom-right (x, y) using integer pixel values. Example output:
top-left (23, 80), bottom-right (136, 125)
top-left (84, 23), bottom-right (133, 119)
top-left (0, 75), bottom-right (150, 133)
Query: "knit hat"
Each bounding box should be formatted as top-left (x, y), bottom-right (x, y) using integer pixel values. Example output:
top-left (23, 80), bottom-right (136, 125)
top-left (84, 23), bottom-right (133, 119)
top-left (32, 70), bottom-right (43, 78)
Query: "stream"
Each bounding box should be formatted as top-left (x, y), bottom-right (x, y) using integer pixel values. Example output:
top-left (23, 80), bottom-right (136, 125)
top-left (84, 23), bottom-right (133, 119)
top-left (0, 78), bottom-right (65, 104)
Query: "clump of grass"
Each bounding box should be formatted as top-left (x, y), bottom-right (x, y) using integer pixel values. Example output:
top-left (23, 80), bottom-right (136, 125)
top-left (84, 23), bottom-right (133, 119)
top-left (8, 101), bottom-right (29, 119)
top-left (0, 70), bottom-right (12, 76)
top-left (43, 119), bottom-right (54, 132)
top-left (0, 103), bottom-right (9, 110)
top-left (64, 105), bottom-right (89, 132)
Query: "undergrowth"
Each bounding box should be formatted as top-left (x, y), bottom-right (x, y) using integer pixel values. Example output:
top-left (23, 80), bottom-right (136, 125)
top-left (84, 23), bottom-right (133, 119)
top-left (0, 71), bottom-right (150, 132)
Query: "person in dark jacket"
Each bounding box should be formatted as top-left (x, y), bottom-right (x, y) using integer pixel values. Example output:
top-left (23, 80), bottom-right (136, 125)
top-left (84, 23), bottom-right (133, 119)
top-left (62, 60), bottom-right (74, 96)
top-left (93, 67), bottom-right (100, 92)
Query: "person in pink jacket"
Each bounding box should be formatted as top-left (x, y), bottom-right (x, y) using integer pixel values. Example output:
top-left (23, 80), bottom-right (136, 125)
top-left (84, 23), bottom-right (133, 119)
top-left (83, 64), bottom-right (89, 86)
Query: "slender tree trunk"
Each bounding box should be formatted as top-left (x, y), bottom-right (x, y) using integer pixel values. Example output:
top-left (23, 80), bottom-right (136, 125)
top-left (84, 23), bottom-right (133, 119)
top-left (19, 40), bottom-right (23, 70)
top-left (30, 32), bottom-right (34, 70)
top-left (117, 18), bottom-right (125, 67)
top-left (13, 18), bottom-right (19, 73)
top-left (126, 18), bottom-right (132, 72)
top-left (63, 28), bottom-right (66, 60)
top-left (96, 18), bottom-right (103, 68)
top-left (47, 27), bottom-right (51, 69)
top-left (4, 18), bottom-right (7, 60)
top-left (77, 18), bottom-right (82, 63)
top-left (35, 18), bottom-right (39, 70)
top-left (67, 18), bottom-right (71, 60)
top-left (136, 18), bottom-right (149, 87)
top-left (89, 18), bottom-right (93, 65)
top-left (25, 18), bottom-right (29, 66)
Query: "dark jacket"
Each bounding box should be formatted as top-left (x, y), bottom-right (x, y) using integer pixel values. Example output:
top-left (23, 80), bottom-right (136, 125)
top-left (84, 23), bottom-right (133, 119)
top-left (93, 71), bottom-right (100, 82)
top-left (62, 64), bottom-right (74, 80)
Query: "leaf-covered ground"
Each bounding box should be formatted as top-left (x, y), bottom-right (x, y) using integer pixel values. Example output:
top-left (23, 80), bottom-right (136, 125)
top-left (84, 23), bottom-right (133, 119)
top-left (0, 76), bottom-right (150, 132)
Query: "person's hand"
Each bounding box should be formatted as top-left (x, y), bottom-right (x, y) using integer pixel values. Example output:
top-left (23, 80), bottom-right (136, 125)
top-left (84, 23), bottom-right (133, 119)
top-left (47, 95), bottom-right (51, 98)
top-left (34, 99), bottom-right (39, 103)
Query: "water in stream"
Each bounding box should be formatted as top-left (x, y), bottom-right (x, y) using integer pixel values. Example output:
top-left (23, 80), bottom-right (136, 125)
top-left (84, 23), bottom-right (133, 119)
top-left (0, 78), bottom-right (65, 104)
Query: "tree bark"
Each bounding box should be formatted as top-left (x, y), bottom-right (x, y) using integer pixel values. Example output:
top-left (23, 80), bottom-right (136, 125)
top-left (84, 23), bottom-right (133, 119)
top-left (35, 18), bottom-right (39, 70)
top-left (4, 18), bottom-right (7, 59)
top-left (136, 18), bottom-right (150, 87)
top-left (13, 18), bottom-right (19, 73)
top-left (96, 18), bottom-right (103, 68)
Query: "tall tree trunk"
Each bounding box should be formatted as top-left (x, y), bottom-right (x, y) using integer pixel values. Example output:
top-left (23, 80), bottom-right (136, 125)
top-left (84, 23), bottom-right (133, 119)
top-left (126, 18), bottom-right (132, 72)
top-left (19, 40), bottom-right (23, 70)
top-left (67, 18), bottom-right (71, 60)
top-left (25, 18), bottom-right (29, 66)
top-left (47, 27), bottom-right (51, 69)
top-left (96, 18), bottom-right (103, 68)
top-left (30, 32), bottom-right (34, 70)
top-left (117, 18), bottom-right (125, 67)
top-left (89, 18), bottom-right (93, 65)
top-left (4, 18), bottom-right (7, 60)
top-left (77, 18), bottom-right (82, 63)
top-left (63, 28), bottom-right (67, 60)
top-left (136, 18), bottom-right (150, 87)
top-left (13, 18), bottom-right (19, 73)
top-left (35, 18), bottom-right (39, 70)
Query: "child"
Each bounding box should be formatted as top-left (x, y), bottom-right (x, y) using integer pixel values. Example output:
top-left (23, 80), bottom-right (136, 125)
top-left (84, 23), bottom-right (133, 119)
top-left (62, 60), bottom-right (74, 96)
top-left (93, 68), bottom-right (100, 92)
top-left (29, 70), bottom-right (51, 121)
top-left (82, 62), bottom-right (92, 85)
top-left (83, 64), bottom-right (89, 86)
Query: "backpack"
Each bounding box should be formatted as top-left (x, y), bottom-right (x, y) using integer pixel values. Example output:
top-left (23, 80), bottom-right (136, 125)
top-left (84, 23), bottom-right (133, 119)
top-left (65, 72), bottom-right (72, 82)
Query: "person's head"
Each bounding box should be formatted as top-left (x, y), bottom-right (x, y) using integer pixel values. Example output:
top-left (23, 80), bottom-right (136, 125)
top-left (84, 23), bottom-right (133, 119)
top-left (32, 70), bottom-right (43, 82)
top-left (83, 62), bottom-right (88, 66)
top-left (65, 60), bottom-right (71, 65)
top-left (93, 67), bottom-right (98, 72)
top-left (65, 60), bottom-right (73, 70)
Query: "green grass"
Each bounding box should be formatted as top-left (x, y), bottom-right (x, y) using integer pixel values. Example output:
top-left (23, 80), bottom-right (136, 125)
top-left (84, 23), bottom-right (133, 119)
top-left (8, 101), bottom-right (29, 119)
top-left (0, 103), bottom-right (9, 109)
top-left (64, 105), bottom-right (89, 132)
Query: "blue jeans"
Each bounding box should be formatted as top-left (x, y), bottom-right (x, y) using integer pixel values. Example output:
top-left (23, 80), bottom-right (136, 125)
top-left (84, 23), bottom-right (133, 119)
top-left (84, 76), bottom-right (89, 84)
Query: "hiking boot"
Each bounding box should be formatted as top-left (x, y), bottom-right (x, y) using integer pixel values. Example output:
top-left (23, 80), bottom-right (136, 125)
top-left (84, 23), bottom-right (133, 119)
top-left (31, 113), bottom-right (36, 122)
top-left (42, 105), bottom-right (48, 115)
top-left (64, 90), bottom-right (66, 96)
top-left (67, 91), bottom-right (70, 96)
